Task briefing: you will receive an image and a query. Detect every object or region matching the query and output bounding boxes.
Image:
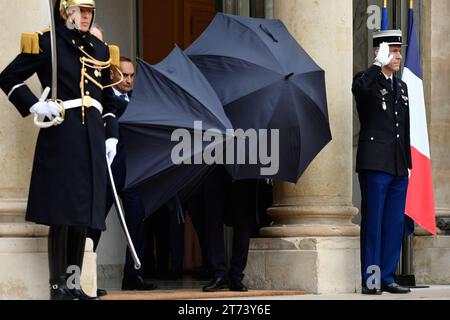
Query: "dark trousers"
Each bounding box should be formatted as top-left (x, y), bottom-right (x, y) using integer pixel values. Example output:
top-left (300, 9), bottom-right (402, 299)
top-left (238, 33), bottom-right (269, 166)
top-left (144, 199), bottom-right (189, 278)
top-left (203, 168), bottom-right (256, 282)
top-left (88, 143), bottom-right (146, 278)
top-left (144, 206), bottom-right (170, 277)
top-left (359, 171), bottom-right (408, 287)
top-left (48, 225), bottom-right (88, 286)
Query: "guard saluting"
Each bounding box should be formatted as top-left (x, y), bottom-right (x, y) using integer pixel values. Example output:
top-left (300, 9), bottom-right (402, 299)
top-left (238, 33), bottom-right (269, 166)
top-left (0, 0), bottom-right (120, 300)
top-left (352, 30), bottom-right (412, 295)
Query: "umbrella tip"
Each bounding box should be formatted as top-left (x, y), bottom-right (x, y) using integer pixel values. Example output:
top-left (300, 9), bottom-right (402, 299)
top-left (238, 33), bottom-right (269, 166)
top-left (285, 73), bottom-right (294, 80)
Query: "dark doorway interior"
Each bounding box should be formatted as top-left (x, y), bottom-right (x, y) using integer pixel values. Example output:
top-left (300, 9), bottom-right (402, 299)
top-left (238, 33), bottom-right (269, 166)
top-left (138, 0), bottom-right (218, 286)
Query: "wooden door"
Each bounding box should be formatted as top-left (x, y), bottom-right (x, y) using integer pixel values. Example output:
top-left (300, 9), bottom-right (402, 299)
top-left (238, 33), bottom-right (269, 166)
top-left (142, 0), bottom-right (216, 64)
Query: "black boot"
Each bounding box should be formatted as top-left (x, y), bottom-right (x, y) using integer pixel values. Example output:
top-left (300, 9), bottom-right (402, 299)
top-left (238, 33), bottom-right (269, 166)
top-left (67, 226), bottom-right (97, 300)
top-left (48, 225), bottom-right (75, 300)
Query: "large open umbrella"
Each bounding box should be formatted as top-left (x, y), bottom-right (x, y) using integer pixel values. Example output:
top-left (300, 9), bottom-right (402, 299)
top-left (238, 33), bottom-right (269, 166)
top-left (186, 13), bottom-right (332, 183)
top-left (119, 46), bottom-right (233, 216)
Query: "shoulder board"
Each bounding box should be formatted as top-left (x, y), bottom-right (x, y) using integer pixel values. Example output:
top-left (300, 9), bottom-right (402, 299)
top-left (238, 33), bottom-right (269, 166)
top-left (21, 32), bottom-right (41, 54)
top-left (108, 44), bottom-right (121, 68)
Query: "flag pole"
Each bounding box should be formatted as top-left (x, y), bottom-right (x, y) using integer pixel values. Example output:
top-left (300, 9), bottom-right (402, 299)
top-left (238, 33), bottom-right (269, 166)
top-left (398, 0), bottom-right (428, 289)
top-left (392, 0), bottom-right (397, 28)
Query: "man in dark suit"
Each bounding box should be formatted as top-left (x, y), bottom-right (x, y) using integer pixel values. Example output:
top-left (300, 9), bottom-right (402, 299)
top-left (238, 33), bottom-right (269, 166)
top-left (88, 56), bottom-right (157, 293)
top-left (352, 30), bottom-right (412, 295)
top-left (201, 167), bottom-right (271, 292)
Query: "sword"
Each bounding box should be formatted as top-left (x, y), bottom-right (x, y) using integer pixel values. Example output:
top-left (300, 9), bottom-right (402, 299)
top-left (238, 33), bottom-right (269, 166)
top-left (106, 156), bottom-right (142, 270)
top-left (34, 0), bottom-right (64, 129)
top-left (49, 0), bottom-right (57, 100)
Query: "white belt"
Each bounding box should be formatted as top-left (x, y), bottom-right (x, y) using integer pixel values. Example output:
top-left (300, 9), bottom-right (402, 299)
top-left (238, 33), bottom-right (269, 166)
top-left (63, 97), bottom-right (103, 114)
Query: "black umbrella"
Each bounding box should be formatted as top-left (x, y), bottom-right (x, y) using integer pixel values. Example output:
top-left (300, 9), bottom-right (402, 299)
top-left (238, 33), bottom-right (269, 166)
top-left (119, 46), bottom-right (233, 216)
top-left (186, 13), bottom-right (332, 183)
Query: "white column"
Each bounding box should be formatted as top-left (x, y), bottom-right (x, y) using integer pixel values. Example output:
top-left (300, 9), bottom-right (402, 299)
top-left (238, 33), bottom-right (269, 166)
top-left (0, 0), bottom-right (96, 299)
top-left (245, 0), bottom-right (360, 294)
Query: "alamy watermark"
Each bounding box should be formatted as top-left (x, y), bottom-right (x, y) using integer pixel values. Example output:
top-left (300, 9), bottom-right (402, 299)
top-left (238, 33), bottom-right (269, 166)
top-left (366, 265), bottom-right (381, 290)
top-left (171, 121), bottom-right (280, 176)
top-left (66, 265), bottom-right (81, 290)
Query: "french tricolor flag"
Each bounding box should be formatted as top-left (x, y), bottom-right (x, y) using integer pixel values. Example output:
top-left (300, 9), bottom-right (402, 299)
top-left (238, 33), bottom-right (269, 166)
top-left (403, 7), bottom-right (437, 235)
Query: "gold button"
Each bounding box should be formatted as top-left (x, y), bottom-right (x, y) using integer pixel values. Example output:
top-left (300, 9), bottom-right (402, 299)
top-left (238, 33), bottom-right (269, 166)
top-left (85, 80), bottom-right (88, 84)
top-left (80, 46), bottom-right (84, 50)
top-left (72, 40), bottom-right (76, 45)
top-left (85, 91), bottom-right (90, 96)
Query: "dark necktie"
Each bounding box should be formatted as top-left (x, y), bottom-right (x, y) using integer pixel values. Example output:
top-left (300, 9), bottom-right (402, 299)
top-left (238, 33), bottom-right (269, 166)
top-left (120, 94), bottom-right (128, 101)
top-left (387, 78), bottom-right (395, 94)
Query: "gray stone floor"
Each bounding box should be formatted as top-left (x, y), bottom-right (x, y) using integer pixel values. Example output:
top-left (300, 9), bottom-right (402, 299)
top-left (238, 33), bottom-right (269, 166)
top-left (212, 285), bottom-right (450, 300)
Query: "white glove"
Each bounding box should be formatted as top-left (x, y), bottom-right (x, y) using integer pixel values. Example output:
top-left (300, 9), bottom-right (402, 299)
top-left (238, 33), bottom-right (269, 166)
top-left (29, 100), bottom-right (61, 120)
top-left (105, 138), bottom-right (118, 165)
top-left (374, 42), bottom-right (394, 67)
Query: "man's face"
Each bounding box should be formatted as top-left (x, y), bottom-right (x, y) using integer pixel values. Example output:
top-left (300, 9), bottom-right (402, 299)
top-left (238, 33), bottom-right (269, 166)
top-left (113, 61), bottom-right (135, 93)
top-left (79, 7), bottom-right (93, 32)
top-left (62, 6), bottom-right (93, 32)
top-left (379, 45), bottom-right (402, 73)
top-left (386, 45), bottom-right (402, 72)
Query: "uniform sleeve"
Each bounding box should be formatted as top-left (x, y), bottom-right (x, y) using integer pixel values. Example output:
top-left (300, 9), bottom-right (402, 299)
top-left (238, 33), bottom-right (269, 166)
top-left (100, 49), bottom-right (119, 140)
top-left (0, 36), bottom-right (47, 117)
top-left (352, 64), bottom-right (382, 101)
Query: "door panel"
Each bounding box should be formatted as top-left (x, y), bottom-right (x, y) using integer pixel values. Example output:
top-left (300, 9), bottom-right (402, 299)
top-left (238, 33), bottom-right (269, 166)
top-left (183, 0), bottom-right (217, 48)
top-left (142, 0), bottom-right (216, 64)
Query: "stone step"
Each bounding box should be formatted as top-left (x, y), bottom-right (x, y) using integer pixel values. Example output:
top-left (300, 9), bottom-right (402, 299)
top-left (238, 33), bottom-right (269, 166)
top-left (0, 222), bottom-right (49, 238)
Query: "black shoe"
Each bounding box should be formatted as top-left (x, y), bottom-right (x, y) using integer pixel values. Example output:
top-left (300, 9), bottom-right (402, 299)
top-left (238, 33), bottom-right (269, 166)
top-left (97, 288), bottom-right (108, 297)
top-left (50, 283), bottom-right (77, 300)
top-left (381, 283), bottom-right (411, 294)
top-left (361, 286), bottom-right (382, 295)
top-left (203, 277), bottom-right (228, 292)
top-left (69, 288), bottom-right (97, 300)
top-left (229, 280), bottom-right (248, 292)
top-left (122, 275), bottom-right (158, 291)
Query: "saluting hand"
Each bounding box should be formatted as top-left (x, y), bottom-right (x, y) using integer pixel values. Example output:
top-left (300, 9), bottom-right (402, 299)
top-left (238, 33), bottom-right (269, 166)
top-left (374, 42), bottom-right (393, 67)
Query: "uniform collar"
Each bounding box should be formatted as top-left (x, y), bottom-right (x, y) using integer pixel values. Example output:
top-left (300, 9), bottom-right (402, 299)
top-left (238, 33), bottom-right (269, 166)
top-left (56, 24), bottom-right (96, 53)
top-left (382, 71), bottom-right (394, 81)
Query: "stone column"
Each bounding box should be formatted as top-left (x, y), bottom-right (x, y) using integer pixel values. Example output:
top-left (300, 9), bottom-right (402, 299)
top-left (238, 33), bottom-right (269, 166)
top-left (245, 0), bottom-right (360, 294)
top-left (222, 0), bottom-right (250, 16)
top-left (413, 0), bottom-right (450, 284)
top-left (0, 0), bottom-right (95, 299)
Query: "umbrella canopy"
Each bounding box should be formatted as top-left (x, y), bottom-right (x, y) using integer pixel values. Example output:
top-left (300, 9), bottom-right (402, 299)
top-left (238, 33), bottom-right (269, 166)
top-left (186, 13), bottom-right (332, 183)
top-left (119, 46), bottom-right (233, 216)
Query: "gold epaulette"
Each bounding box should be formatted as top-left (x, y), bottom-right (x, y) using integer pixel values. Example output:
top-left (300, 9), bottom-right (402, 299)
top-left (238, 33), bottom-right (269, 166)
top-left (108, 45), bottom-right (120, 68)
top-left (20, 32), bottom-right (40, 54)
